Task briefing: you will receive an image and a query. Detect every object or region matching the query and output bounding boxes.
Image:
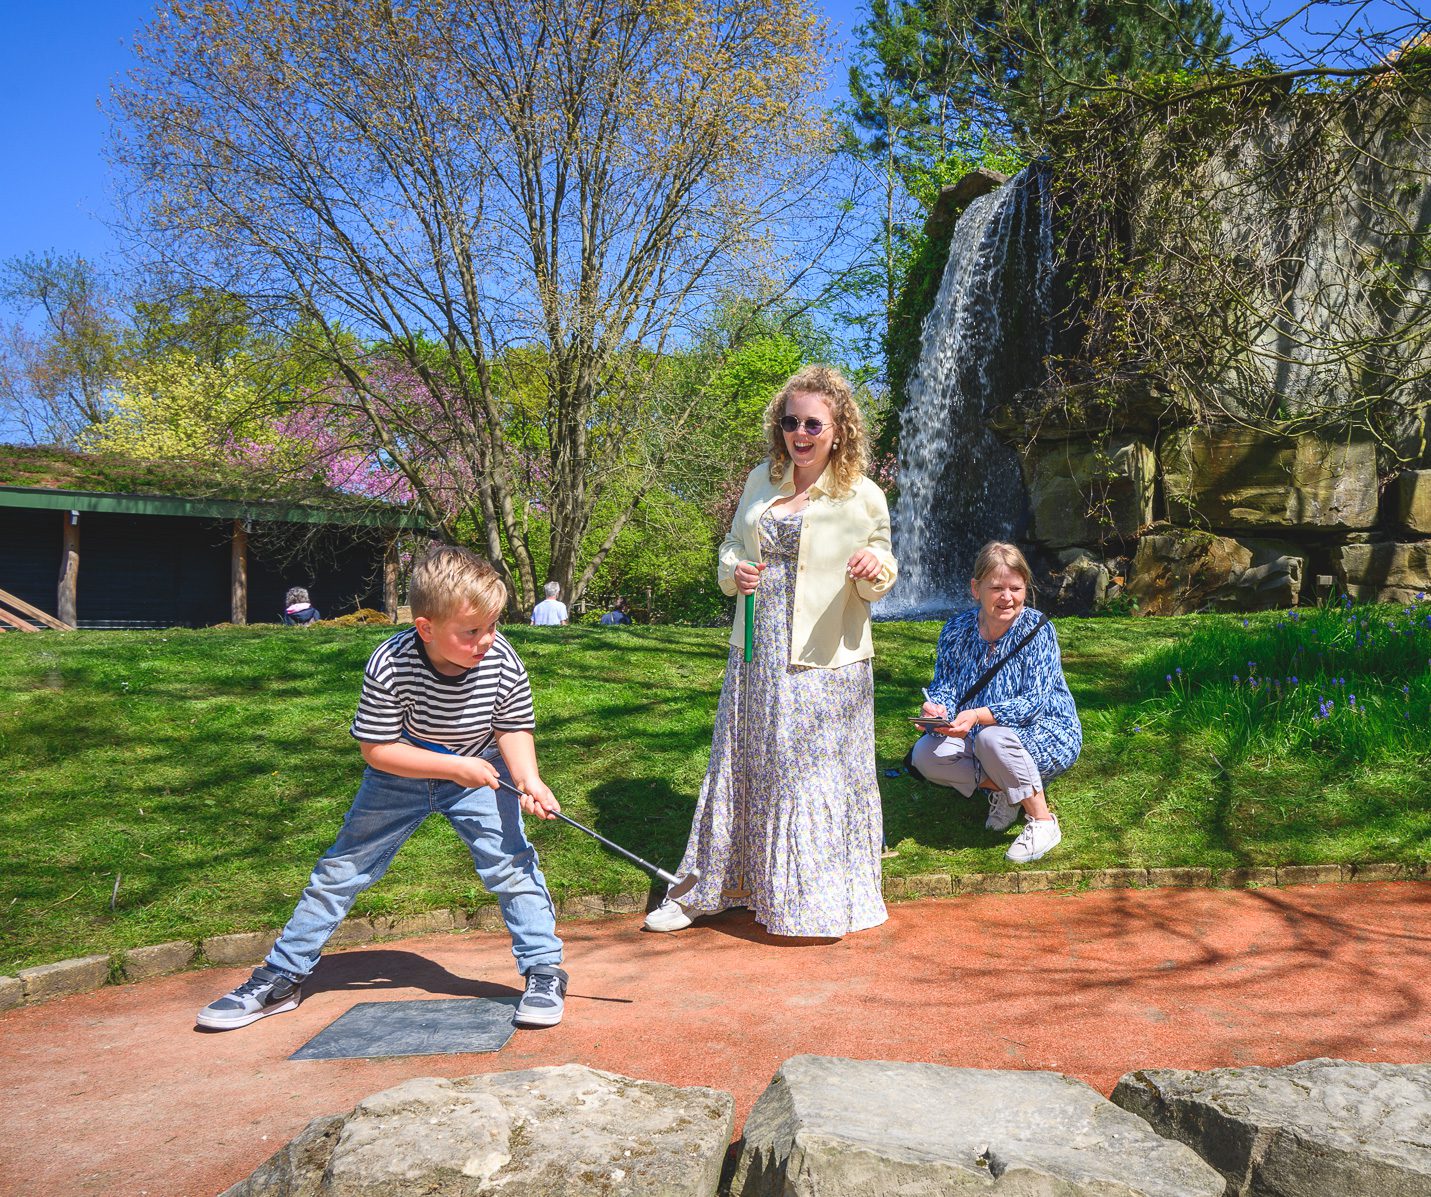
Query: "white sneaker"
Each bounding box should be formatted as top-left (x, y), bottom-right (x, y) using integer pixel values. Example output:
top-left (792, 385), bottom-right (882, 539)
top-left (642, 898), bottom-right (693, 932)
top-left (1006, 817), bottom-right (1061, 863)
top-left (984, 790), bottom-right (1020, 831)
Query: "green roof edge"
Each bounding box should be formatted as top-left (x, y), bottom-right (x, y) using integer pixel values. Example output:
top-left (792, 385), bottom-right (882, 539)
top-left (0, 485), bottom-right (426, 530)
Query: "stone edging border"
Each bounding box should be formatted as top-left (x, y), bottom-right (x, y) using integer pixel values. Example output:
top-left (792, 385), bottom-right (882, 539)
top-left (2, 863), bottom-right (1424, 1013)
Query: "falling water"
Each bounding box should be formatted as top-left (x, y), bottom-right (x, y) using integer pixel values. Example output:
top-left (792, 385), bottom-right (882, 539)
top-left (883, 167), bottom-right (1054, 620)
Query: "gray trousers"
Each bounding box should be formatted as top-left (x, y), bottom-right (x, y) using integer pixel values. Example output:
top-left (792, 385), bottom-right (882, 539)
top-left (909, 726), bottom-right (1044, 804)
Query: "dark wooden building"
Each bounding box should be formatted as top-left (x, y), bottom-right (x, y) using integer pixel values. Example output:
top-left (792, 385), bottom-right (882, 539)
top-left (1, 484), bottom-right (419, 630)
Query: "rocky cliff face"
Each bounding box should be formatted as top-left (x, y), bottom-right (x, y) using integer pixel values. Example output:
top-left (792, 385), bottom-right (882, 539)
top-left (978, 90), bottom-right (1431, 614)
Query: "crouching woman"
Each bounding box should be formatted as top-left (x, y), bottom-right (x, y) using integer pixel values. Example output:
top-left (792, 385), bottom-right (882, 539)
top-left (911, 541), bottom-right (1081, 864)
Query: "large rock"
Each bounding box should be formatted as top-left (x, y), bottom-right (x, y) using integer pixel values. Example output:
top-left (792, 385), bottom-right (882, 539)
top-left (1332, 540), bottom-right (1431, 603)
top-left (1111, 1058), bottom-right (1431, 1196)
top-left (1228, 554), bottom-right (1303, 610)
top-left (1126, 525), bottom-right (1253, 615)
top-left (1023, 437), bottom-right (1157, 548)
top-left (222, 1065), bottom-right (735, 1197)
top-left (729, 1055), bottom-right (1224, 1196)
top-left (1395, 470), bottom-right (1431, 535)
top-left (1160, 428), bottom-right (1378, 531)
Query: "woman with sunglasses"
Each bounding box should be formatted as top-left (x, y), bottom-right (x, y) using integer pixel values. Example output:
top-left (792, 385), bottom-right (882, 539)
top-left (645, 365), bottom-right (898, 937)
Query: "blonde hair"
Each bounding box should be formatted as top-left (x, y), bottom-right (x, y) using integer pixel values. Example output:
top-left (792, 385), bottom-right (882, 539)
top-left (972, 541), bottom-right (1034, 594)
top-left (409, 546), bottom-right (506, 620)
top-left (764, 364), bottom-right (870, 499)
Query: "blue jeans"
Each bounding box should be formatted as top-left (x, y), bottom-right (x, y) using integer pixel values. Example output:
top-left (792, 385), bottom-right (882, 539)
top-left (266, 762), bottom-right (562, 981)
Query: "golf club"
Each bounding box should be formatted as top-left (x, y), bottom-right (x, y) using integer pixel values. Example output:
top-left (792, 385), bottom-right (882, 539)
top-left (398, 731), bottom-right (699, 899)
top-left (493, 777), bottom-right (699, 901)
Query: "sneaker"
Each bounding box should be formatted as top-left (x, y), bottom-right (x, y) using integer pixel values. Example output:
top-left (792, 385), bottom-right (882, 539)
top-left (984, 790), bottom-right (1020, 832)
top-left (195, 965), bottom-right (301, 1030)
top-left (642, 898), bottom-right (694, 933)
top-left (1005, 817), bottom-right (1062, 863)
top-left (515, 965), bottom-right (568, 1027)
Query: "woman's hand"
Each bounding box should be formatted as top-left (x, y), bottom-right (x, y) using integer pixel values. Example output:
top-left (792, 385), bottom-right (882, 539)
top-left (734, 560), bottom-right (767, 595)
top-left (944, 707), bottom-right (994, 737)
top-left (846, 548), bottom-right (882, 581)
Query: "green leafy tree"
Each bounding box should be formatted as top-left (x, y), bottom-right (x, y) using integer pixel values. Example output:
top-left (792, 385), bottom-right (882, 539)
top-left (77, 351), bottom-right (265, 462)
top-left (850, 0), bottom-right (1228, 162)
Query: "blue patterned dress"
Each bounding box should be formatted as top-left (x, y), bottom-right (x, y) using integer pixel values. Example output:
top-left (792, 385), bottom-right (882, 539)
top-left (928, 606), bottom-right (1082, 785)
top-left (675, 510), bottom-right (887, 937)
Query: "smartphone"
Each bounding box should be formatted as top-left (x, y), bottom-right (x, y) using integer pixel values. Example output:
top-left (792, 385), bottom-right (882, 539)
top-left (909, 716), bottom-right (953, 731)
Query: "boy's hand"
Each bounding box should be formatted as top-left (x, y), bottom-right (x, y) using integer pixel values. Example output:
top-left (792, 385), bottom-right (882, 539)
top-left (450, 756), bottom-right (501, 793)
top-left (513, 776), bottom-right (560, 819)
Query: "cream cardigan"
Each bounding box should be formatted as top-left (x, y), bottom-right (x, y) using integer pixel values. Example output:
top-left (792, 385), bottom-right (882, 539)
top-left (717, 461), bottom-right (898, 668)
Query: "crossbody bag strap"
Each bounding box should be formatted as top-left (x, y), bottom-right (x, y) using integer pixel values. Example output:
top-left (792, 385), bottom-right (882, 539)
top-left (955, 612), bottom-right (1052, 710)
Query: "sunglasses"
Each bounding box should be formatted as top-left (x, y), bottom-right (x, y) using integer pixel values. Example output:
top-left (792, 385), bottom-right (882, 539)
top-left (779, 415), bottom-right (828, 436)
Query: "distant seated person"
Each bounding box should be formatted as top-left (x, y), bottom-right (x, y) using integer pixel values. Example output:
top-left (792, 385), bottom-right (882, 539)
top-left (599, 597), bottom-right (633, 626)
top-left (530, 581), bottom-right (568, 626)
top-left (281, 587), bottom-right (321, 626)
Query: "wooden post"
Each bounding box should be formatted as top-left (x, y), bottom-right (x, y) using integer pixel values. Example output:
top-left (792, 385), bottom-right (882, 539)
top-left (383, 535), bottom-right (400, 620)
top-left (231, 519), bottom-right (249, 626)
top-left (58, 510), bottom-right (80, 628)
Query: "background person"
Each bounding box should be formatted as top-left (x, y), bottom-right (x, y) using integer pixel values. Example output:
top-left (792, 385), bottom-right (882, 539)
top-left (645, 364), bottom-right (898, 937)
top-left (599, 596), bottom-right (633, 626)
top-left (197, 547), bottom-right (570, 1031)
top-left (530, 581), bottom-right (568, 625)
top-left (281, 586), bottom-right (320, 625)
top-left (911, 541), bottom-right (1081, 864)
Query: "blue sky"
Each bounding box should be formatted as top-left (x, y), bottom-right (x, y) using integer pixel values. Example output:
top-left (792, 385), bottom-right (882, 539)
top-left (0, 0), bottom-right (869, 270)
top-left (0, 1), bottom-right (1414, 270)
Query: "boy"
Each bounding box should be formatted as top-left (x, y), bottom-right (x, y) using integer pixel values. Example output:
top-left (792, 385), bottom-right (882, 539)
top-left (197, 547), bottom-right (568, 1031)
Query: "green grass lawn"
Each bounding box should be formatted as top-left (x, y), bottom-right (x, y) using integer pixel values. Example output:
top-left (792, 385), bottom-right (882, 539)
top-left (2, 609), bottom-right (1428, 972)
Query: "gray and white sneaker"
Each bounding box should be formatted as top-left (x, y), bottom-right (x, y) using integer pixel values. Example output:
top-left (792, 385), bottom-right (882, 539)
top-left (515, 965), bottom-right (568, 1027)
top-left (984, 790), bottom-right (1020, 832)
top-left (196, 965), bottom-right (301, 1030)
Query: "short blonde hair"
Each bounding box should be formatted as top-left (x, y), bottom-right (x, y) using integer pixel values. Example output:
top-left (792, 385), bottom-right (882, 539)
top-left (764, 364), bottom-right (870, 499)
top-left (972, 541), bottom-right (1034, 593)
top-left (409, 546), bottom-right (506, 621)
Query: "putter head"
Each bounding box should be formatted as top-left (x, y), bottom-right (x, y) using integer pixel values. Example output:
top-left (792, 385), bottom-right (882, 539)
top-left (666, 868), bottom-right (700, 902)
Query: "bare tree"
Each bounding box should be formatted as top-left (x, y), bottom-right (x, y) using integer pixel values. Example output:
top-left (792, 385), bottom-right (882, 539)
top-left (0, 253), bottom-right (123, 444)
top-left (110, 0), bottom-right (845, 611)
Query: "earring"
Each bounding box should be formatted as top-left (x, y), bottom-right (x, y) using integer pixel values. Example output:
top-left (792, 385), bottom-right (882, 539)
top-left (833, 439), bottom-right (840, 448)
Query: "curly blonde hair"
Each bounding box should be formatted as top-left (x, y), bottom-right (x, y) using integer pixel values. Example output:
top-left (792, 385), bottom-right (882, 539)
top-left (764, 364), bottom-right (870, 499)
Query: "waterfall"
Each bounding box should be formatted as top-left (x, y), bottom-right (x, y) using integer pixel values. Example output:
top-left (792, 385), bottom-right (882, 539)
top-left (883, 166), bottom-right (1053, 620)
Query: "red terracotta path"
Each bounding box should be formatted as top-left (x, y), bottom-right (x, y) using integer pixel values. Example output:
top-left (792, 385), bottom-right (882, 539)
top-left (3, 881), bottom-right (1429, 1196)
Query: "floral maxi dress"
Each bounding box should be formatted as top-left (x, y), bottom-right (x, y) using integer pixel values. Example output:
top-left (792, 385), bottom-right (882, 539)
top-left (675, 509), bottom-right (887, 937)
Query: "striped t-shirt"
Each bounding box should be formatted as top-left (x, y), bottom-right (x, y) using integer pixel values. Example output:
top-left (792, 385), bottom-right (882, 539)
top-left (350, 628), bottom-right (535, 757)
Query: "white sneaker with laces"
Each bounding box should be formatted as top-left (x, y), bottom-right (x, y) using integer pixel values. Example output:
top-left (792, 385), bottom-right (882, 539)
top-left (984, 790), bottom-right (1020, 831)
top-left (1005, 817), bottom-right (1061, 863)
top-left (642, 897), bottom-right (694, 932)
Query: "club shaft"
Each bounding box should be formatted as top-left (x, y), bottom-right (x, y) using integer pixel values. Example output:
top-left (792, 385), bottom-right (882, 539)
top-left (495, 778), bottom-right (677, 886)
